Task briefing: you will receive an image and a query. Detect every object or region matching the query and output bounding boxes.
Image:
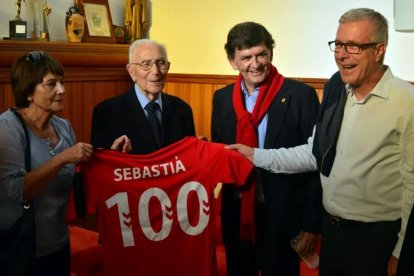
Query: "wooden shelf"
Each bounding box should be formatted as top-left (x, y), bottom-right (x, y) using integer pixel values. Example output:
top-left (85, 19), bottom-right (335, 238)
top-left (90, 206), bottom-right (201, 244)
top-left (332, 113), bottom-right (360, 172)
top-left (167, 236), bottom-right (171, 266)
top-left (0, 40), bottom-right (129, 69)
top-left (0, 40), bottom-right (130, 83)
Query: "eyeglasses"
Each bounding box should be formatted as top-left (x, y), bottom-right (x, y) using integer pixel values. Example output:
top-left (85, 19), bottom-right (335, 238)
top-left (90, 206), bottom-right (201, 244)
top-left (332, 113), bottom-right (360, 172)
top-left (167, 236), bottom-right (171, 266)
top-left (130, 60), bottom-right (170, 71)
top-left (26, 51), bottom-right (45, 64)
top-left (328, 41), bottom-right (380, 54)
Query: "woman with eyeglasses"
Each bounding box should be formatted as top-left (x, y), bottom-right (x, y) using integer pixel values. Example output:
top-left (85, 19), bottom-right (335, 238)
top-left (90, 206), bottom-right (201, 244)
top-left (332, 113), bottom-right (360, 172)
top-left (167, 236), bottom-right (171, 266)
top-left (0, 51), bottom-right (130, 275)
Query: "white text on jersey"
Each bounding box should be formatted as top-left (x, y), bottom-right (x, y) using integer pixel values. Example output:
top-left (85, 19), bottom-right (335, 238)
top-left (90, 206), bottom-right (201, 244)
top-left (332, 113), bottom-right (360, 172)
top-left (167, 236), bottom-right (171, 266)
top-left (113, 155), bottom-right (187, 181)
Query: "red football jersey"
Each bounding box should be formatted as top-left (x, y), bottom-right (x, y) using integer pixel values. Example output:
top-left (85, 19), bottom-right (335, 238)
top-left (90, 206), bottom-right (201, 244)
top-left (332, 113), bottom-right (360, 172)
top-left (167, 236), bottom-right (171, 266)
top-left (82, 137), bottom-right (253, 276)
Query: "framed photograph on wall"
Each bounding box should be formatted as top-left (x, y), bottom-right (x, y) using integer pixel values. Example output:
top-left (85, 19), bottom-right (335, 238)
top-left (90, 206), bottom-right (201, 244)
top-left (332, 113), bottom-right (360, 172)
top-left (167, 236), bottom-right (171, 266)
top-left (76, 0), bottom-right (116, 43)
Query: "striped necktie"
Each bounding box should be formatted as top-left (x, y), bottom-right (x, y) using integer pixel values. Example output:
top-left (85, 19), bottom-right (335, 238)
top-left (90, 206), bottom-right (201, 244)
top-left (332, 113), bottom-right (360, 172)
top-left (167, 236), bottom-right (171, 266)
top-left (145, 101), bottom-right (161, 146)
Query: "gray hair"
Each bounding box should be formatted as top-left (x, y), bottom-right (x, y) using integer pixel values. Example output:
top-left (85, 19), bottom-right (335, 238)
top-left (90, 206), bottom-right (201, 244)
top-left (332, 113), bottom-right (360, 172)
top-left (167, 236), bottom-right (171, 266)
top-left (339, 8), bottom-right (388, 46)
top-left (128, 39), bottom-right (168, 63)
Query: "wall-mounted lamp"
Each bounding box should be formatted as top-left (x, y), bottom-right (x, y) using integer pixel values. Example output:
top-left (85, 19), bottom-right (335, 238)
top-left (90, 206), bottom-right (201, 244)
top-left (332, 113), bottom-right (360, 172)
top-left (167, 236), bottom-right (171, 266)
top-left (394, 0), bottom-right (414, 32)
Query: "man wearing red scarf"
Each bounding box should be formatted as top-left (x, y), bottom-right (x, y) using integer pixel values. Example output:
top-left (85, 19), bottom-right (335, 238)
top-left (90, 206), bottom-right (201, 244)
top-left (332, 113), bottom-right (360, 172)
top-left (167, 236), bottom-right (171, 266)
top-left (211, 22), bottom-right (322, 276)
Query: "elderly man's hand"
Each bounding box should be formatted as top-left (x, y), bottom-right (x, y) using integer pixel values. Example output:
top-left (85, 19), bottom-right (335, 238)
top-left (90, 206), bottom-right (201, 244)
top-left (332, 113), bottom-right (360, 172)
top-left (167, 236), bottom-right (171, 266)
top-left (111, 135), bottom-right (132, 153)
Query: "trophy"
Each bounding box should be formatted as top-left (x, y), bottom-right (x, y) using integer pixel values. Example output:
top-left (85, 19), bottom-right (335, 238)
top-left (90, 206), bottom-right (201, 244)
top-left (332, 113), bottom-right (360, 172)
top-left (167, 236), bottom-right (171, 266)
top-left (40, 0), bottom-right (52, 40)
top-left (9, 0), bottom-right (28, 40)
top-left (29, 0), bottom-right (51, 41)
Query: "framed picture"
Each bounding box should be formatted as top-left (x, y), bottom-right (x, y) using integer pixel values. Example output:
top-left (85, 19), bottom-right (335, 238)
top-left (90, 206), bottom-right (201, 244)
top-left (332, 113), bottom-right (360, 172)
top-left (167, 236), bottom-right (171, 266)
top-left (76, 0), bottom-right (116, 43)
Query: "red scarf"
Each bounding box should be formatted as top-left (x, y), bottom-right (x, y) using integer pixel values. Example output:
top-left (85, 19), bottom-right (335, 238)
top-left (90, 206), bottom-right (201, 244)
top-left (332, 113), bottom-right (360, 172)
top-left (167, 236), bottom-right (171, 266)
top-left (232, 65), bottom-right (285, 240)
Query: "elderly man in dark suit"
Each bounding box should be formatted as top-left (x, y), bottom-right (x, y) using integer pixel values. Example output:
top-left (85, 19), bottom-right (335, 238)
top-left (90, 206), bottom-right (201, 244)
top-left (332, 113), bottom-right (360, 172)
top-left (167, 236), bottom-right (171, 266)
top-left (91, 39), bottom-right (195, 154)
top-left (211, 22), bottom-right (322, 276)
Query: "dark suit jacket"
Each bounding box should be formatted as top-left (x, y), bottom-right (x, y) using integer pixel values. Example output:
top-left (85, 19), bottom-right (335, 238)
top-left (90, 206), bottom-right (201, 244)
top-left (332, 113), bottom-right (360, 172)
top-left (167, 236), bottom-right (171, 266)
top-left (91, 87), bottom-right (195, 154)
top-left (212, 79), bottom-right (323, 241)
top-left (313, 71), bottom-right (346, 177)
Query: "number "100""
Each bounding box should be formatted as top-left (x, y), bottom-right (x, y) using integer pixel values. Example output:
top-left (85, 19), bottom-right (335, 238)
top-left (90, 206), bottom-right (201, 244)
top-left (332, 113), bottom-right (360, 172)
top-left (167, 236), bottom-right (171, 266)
top-left (105, 181), bottom-right (210, 247)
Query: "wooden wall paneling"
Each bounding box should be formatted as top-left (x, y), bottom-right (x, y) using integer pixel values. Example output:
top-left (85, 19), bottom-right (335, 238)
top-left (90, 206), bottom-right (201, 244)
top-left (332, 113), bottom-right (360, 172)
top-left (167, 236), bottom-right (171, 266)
top-left (53, 79), bottom-right (126, 144)
top-left (81, 81), bottom-right (102, 143)
top-left (164, 80), bottom-right (227, 139)
top-left (164, 83), bottom-right (184, 101)
top-left (194, 84), bottom-right (210, 138)
top-left (75, 88), bottom-right (129, 142)
top-left (187, 83), bottom-right (204, 137)
top-left (3, 84), bottom-right (14, 110)
top-left (0, 84), bottom-right (7, 111)
top-left (163, 81), bottom-right (214, 138)
top-left (0, 85), bottom-right (3, 111)
top-left (0, 82), bottom-right (18, 111)
top-left (58, 81), bottom-right (88, 144)
top-left (290, 78), bottom-right (324, 102)
top-left (113, 80), bottom-right (133, 96)
top-left (0, 40), bottom-right (329, 145)
top-left (196, 83), bottom-right (227, 138)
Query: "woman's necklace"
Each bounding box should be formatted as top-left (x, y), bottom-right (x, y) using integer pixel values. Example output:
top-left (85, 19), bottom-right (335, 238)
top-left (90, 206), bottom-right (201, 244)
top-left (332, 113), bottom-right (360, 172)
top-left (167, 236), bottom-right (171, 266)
top-left (44, 123), bottom-right (56, 156)
top-left (20, 109), bottom-right (56, 156)
top-left (45, 136), bottom-right (56, 156)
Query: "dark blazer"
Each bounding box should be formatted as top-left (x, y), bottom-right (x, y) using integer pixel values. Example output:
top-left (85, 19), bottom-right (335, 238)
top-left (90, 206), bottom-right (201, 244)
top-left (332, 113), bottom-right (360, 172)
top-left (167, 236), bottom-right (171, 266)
top-left (313, 71), bottom-right (346, 177)
top-left (211, 78), bottom-right (323, 275)
top-left (91, 87), bottom-right (195, 154)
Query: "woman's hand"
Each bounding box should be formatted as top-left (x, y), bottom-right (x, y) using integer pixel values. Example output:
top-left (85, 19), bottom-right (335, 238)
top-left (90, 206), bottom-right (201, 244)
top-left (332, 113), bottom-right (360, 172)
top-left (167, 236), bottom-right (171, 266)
top-left (23, 142), bottom-right (93, 199)
top-left (60, 142), bottom-right (93, 164)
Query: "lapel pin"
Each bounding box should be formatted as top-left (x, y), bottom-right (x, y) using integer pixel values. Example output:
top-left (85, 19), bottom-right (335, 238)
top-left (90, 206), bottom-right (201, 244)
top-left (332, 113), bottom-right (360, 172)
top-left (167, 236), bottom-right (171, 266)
top-left (281, 98), bottom-right (286, 103)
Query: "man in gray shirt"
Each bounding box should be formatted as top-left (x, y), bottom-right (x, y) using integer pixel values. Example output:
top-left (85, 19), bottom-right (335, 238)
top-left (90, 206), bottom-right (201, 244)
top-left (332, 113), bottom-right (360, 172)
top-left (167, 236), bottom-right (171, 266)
top-left (227, 8), bottom-right (414, 276)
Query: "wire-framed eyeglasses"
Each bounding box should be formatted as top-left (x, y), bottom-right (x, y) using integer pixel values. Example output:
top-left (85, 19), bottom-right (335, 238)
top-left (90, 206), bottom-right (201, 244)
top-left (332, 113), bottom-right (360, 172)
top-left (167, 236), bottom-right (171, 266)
top-left (26, 51), bottom-right (45, 64)
top-left (130, 60), bottom-right (170, 71)
top-left (328, 41), bottom-right (380, 54)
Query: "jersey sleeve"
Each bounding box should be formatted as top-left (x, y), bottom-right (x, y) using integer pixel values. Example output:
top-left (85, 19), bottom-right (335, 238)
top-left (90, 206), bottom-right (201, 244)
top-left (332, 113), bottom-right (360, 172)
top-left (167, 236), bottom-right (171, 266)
top-left (198, 140), bottom-right (254, 185)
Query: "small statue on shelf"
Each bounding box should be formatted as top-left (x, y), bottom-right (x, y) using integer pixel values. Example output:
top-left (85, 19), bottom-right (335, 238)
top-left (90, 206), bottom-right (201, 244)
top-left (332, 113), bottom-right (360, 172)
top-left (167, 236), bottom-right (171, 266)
top-left (15, 0), bottom-right (26, 21)
top-left (125, 0), bottom-right (148, 43)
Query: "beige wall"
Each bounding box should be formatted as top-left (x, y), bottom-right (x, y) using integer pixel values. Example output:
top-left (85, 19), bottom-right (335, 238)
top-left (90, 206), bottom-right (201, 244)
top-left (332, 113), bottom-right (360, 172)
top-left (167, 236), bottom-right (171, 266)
top-left (1, 0), bottom-right (413, 81)
top-left (149, 0), bottom-right (414, 80)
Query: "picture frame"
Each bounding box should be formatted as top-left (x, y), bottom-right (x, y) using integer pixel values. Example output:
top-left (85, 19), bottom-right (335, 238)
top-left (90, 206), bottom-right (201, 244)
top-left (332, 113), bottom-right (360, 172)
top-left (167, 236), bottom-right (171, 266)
top-left (76, 0), bottom-right (116, 43)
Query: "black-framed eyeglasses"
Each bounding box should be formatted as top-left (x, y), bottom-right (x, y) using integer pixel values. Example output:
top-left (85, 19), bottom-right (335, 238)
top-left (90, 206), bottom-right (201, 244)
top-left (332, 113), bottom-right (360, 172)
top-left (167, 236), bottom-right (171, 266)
top-left (328, 41), bottom-right (380, 54)
top-left (130, 60), bottom-right (170, 71)
top-left (26, 51), bottom-right (45, 64)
